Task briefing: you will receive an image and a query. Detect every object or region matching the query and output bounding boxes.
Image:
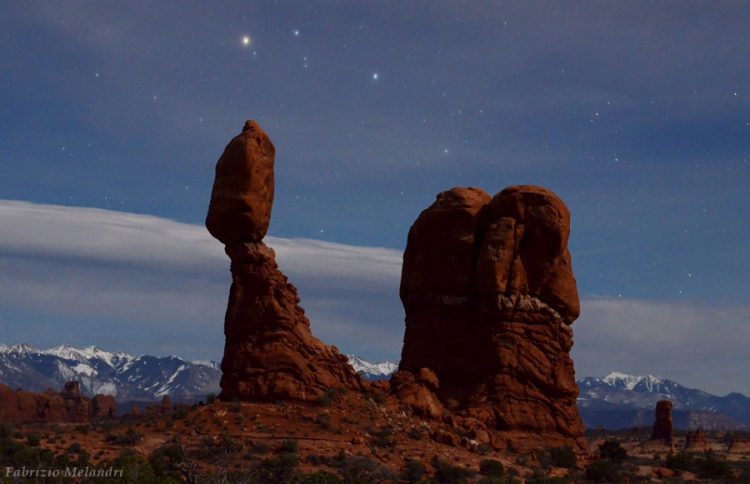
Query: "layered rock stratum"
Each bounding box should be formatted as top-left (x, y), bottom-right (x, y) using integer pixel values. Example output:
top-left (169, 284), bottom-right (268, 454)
top-left (207, 121), bottom-right (362, 402)
top-left (394, 185), bottom-right (586, 450)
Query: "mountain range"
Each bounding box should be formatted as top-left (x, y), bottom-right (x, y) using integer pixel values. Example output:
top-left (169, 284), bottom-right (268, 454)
top-left (1, 343), bottom-right (747, 429)
top-left (0, 343), bottom-right (219, 403)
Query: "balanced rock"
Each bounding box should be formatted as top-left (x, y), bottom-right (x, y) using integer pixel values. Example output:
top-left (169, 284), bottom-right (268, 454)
top-left (396, 185), bottom-right (585, 450)
top-left (206, 120), bottom-right (275, 244)
top-left (650, 400), bottom-right (673, 443)
top-left (208, 121), bottom-right (363, 402)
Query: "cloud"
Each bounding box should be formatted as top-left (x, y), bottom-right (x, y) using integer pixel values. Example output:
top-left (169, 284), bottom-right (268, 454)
top-left (0, 200), bottom-right (404, 362)
top-left (0, 200), bottom-right (747, 395)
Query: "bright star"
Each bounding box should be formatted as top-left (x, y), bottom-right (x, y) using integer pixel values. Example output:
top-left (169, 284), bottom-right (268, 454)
top-left (372, 73), bottom-right (379, 80)
top-left (242, 36), bottom-right (251, 46)
top-left (293, 29), bottom-right (300, 37)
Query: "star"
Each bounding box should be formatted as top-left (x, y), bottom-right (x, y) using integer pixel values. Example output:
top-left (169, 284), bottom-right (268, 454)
top-left (372, 73), bottom-right (379, 80)
top-left (293, 29), bottom-right (300, 37)
top-left (242, 36), bottom-right (251, 46)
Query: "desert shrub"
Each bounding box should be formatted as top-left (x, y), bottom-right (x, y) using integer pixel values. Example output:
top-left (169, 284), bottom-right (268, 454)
top-left (666, 451), bottom-right (693, 471)
top-left (25, 433), bottom-right (41, 447)
top-left (370, 390), bottom-right (387, 405)
top-left (317, 387), bottom-right (347, 407)
top-left (112, 449), bottom-right (161, 484)
top-left (0, 435), bottom-right (56, 469)
top-left (298, 470), bottom-right (344, 483)
top-left (67, 442), bottom-right (83, 454)
top-left (597, 440), bottom-right (627, 462)
top-left (315, 413), bottom-right (331, 430)
top-left (249, 440), bottom-right (271, 455)
top-left (433, 458), bottom-right (475, 483)
top-left (527, 477), bottom-right (571, 484)
top-left (479, 459), bottom-right (505, 478)
top-left (335, 455), bottom-right (396, 482)
top-left (105, 428), bottom-right (143, 445)
top-left (371, 426), bottom-right (396, 448)
top-left (148, 441), bottom-right (186, 480)
top-left (255, 453), bottom-right (299, 483)
top-left (694, 451), bottom-right (732, 479)
top-left (403, 458), bottom-right (426, 483)
top-left (585, 459), bottom-right (620, 482)
top-left (279, 438), bottom-right (299, 454)
top-left (548, 446), bottom-right (577, 468)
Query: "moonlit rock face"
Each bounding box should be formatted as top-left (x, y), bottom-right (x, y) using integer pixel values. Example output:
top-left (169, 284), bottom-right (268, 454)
top-left (397, 185), bottom-right (586, 450)
top-left (206, 120), bottom-right (275, 245)
top-left (208, 120), bottom-right (363, 402)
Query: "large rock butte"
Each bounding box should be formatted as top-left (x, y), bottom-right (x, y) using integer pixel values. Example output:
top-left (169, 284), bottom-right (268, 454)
top-left (207, 121), bottom-right (362, 402)
top-left (394, 185), bottom-right (586, 450)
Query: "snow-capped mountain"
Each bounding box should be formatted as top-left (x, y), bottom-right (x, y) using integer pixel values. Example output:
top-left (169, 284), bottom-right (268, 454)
top-left (0, 343), bottom-right (220, 403)
top-left (2, 343), bottom-right (746, 430)
top-left (578, 371), bottom-right (750, 430)
top-left (346, 355), bottom-right (398, 381)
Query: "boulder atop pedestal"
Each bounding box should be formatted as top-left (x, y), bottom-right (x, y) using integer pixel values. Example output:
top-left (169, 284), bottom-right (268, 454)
top-left (207, 121), bottom-right (363, 402)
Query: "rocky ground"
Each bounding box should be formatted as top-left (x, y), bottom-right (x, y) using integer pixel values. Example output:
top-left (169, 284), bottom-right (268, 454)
top-left (2, 391), bottom-right (749, 483)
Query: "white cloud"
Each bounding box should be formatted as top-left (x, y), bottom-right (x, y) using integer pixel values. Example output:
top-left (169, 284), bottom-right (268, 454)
top-left (0, 200), bottom-right (404, 362)
top-left (0, 200), bottom-right (747, 395)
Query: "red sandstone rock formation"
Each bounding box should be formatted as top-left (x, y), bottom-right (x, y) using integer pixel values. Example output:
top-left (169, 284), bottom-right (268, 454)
top-left (92, 394), bottom-right (116, 419)
top-left (650, 400), bottom-right (673, 443)
top-left (728, 434), bottom-right (750, 455)
top-left (684, 427), bottom-right (708, 451)
top-left (0, 382), bottom-right (116, 423)
top-left (395, 185), bottom-right (586, 450)
top-left (207, 121), bottom-right (362, 402)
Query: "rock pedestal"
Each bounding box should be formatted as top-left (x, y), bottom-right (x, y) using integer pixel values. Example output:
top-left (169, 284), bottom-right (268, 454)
top-left (207, 121), bottom-right (362, 402)
top-left (650, 400), bottom-right (673, 443)
top-left (395, 185), bottom-right (586, 450)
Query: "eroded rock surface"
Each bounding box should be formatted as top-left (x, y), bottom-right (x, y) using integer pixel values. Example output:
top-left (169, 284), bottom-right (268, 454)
top-left (396, 185), bottom-right (585, 450)
top-left (207, 121), bottom-right (362, 402)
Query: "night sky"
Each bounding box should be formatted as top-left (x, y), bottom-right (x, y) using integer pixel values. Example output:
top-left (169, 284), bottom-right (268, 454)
top-left (1, 3), bottom-right (749, 393)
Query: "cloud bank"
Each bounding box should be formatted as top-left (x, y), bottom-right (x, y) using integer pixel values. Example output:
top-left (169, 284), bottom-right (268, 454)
top-left (0, 200), bottom-right (747, 395)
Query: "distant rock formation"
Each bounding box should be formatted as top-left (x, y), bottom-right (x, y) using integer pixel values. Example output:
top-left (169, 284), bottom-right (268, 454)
top-left (395, 185), bottom-right (586, 450)
top-left (728, 434), bottom-right (750, 455)
top-left (0, 381), bottom-right (116, 423)
top-left (650, 400), bottom-right (673, 443)
top-left (207, 121), bottom-right (362, 402)
top-left (684, 426), bottom-right (708, 451)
